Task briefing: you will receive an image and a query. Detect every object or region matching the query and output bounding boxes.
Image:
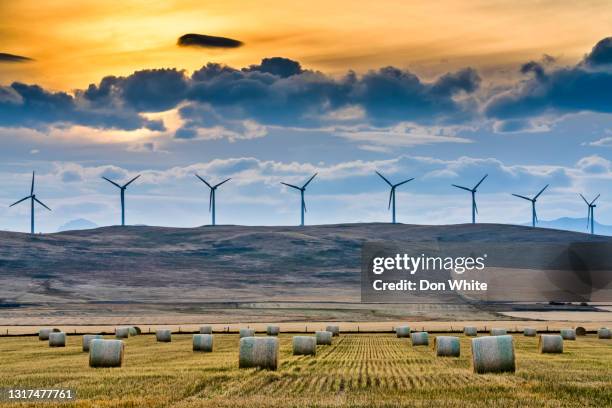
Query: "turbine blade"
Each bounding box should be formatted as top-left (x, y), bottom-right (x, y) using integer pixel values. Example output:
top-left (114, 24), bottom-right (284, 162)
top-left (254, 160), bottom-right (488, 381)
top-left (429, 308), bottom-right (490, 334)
top-left (214, 178), bottom-right (231, 188)
top-left (123, 174), bottom-right (141, 188)
top-left (302, 173), bottom-right (317, 189)
top-left (280, 182), bottom-right (301, 190)
top-left (473, 200), bottom-right (478, 215)
top-left (195, 174), bottom-right (212, 189)
top-left (34, 197), bottom-right (51, 211)
top-left (586, 208), bottom-right (591, 230)
top-left (394, 178), bottom-right (414, 188)
top-left (512, 193), bottom-right (531, 201)
top-left (579, 194), bottom-right (589, 205)
top-left (473, 174), bottom-right (488, 190)
top-left (10, 196), bottom-right (31, 207)
top-left (30, 171), bottom-right (35, 195)
top-left (388, 189), bottom-right (393, 210)
top-left (375, 171), bottom-right (393, 187)
top-left (209, 191), bottom-right (213, 212)
top-left (302, 197), bottom-right (307, 213)
top-left (102, 177), bottom-right (121, 188)
top-left (452, 184), bottom-right (472, 192)
top-left (591, 194), bottom-right (601, 205)
top-left (534, 184), bottom-right (549, 200)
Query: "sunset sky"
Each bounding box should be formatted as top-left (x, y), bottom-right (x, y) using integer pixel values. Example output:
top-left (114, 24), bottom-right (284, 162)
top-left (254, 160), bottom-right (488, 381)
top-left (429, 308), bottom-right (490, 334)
top-left (1, 1), bottom-right (611, 232)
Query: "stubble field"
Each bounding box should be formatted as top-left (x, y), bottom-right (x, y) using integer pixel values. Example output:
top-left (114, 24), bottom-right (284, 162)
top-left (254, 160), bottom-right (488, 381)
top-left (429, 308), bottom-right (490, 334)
top-left (0, 333), bottom-right (610, 407)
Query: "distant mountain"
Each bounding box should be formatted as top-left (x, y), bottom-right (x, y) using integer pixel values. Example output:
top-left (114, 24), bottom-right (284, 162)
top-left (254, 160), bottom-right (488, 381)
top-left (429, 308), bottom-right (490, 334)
top-left (57, 218), bottom-right (98, 232)
top-left (525, 217), bottom-right (612, 236)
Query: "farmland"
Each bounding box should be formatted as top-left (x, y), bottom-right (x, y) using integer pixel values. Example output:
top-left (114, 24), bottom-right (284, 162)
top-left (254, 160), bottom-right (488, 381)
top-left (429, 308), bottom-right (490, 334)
top-left (0, 333), bottom-right (610, 407)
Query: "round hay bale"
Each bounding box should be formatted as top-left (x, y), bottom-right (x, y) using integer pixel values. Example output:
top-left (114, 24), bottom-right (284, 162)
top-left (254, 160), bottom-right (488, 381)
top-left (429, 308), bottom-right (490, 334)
top-left (82, 334), bottom-right (103, 352)
top-left (575, 326), bottom-right (586, 336)
top-left (200, 326), bottom-right (213, 334)
top-left (434, 336), bottom-right (460, 357)
top-left (115, 327), bottom-right (130, 339)
top-left (598, 327), bottom-right (611, 339)
top-left (240, 328), bottom-right (255, 338)
top-left (133, 326), bottom-right (142, 335)
top-left (156, 329), bottom-right (172, 342)
top-left (89, 339), bottom-right (124, 368)
top-left (266, 326), bottom-right (280, 336)
top-left (463, 326), bottom-right (478, 337)
top-left (49, 332), bottom-right (66, 347)
top-left (560, 329), bottom-right (576, 340)
top-left (315, 331), bottom-right (333, 345)
top-left (539, 334), bottom-right (563, 353)
top-left (326, 325), bottom-right (340, 337)
top-left (292, 336), bottom-right (316, 356)
top-left (471, 335), bottom-right (515, 374)
top-left (411, 331), bottom-right (429, 346)
top-left (523, 327), bottom-right (537, 337)
top-left (128, 327), bottom-right (139, 336)
top-left (490, 328), bottom-right (507, 336)
top-left (193, 334), bottom-right (213, 352)
top-left (38, 328), bottom-right (60, 341)
top-left (239, 337), bottom-right (278, 370)
top-left (395, 326), bottom-right (411, 338)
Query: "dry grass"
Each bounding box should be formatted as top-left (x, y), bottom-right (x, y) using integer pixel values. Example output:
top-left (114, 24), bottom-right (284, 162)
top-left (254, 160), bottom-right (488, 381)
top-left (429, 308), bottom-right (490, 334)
top-left (0, 333), bottom-right (610, 407)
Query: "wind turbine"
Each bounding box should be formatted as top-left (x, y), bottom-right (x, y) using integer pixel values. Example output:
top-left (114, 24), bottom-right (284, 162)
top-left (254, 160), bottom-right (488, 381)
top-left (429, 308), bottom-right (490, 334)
top-left (375, 171), bottom-right (414, 224)
top-left (452, 174), bottom-right (488, 224)
top-left (102, 174), bottom-right (140, 226)
top-left (281, 173), bottom-right (317, 226)
top-left (580, 193), bottom-right (600, 235)
top-left (512, 184), bottom-right (549, 227)
top-left (195, 174), bottom-right (231, 226)
top-left (9, 171), bottom-right (51, 234)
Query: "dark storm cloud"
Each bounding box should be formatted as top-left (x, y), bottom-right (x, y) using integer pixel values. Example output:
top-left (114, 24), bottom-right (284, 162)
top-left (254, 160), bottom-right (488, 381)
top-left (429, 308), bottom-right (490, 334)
top-left (178, 33), bottom-right (243, 49)
top-left (583, 37), bottom-right (612, 68)
top-left (0, 52), bottom-right (33, 63)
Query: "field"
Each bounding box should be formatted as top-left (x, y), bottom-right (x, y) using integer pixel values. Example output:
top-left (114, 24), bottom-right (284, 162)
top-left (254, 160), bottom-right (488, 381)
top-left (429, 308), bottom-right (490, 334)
top-left (0, 333), bottom-right (610, 407)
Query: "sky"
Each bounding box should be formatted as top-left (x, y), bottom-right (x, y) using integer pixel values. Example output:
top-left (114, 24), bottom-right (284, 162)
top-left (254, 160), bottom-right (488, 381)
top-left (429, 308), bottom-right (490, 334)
top-left (0, 0), bottom-right (612, 232)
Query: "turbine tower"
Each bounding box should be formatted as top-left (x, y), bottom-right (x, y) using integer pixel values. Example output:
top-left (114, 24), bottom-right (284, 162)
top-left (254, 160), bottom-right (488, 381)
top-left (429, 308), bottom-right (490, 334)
top-left (512, 184), bottom-right (549, 227)
top-left (580, 193), bottom-right (600, 235)
top-left (9, 171), bottom-right (51, 234)
top-left (375, 171), bottom-right (414, 224)
top-left (452, 174), bottom-right (488, 224)
top-left (281, 173), bottom-right (317, 226)
top-left (102, 174), bottom-right (141, 226)
top-left (195, 174), bottom-right (231, 226)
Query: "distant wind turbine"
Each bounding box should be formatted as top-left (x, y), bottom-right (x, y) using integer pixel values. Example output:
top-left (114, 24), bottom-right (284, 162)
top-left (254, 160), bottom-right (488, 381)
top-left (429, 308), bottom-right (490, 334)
top-left (452, 174), bottom-right (488, 224)
top-left (375, 171), bottom-right (414, 224)
top-left (281, 173), bottom-right (317, 226)
top-left (102, 174), bottom-right (140, 226)
top-left (195, 174), bottom-right (231, 226)
top-left (580, 193), bottom-right (600, 235)
top-left (512, 184), bottom-right (549, 227)
top-left (9, 171), bottom-right (51, 234)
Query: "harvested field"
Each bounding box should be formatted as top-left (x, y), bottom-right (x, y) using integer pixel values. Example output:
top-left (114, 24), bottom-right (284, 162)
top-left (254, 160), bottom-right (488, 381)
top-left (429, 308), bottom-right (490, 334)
top-left (0, 333), bottom-right (610, 407)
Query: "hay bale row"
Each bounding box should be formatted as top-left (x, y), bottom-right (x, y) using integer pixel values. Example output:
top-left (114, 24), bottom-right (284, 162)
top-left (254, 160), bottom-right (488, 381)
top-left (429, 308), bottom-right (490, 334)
top-left (292, 336), bottom-right (316, 356)
top-left (326, 325), bottom-right (340, 337)
top-left (490, 328), bottom-right (507, 336)
top-left (49, 332), bottom-right (66, 347)
top-left (396, 326), bottom-right (410, 338)
top-left (539, 334), bottom-right (563, 353)
top-left (193, 334), bottom-right (213, 352)
top-left (82, 334), bottom-right (104, 352)
top-left (39, 328), bottom-right (60, 341)
top-left (156, 329), bottom-right (172, 342)
top-left (560, 329), bottom-right (576, 340)
top-left (598, 327), bottom-right (611, 339)
top-left (471, 335), bottom-right (515, 374)
top-left (89, 339), bottom-right (124, 368)
top-left (240, 328), bottom-right (255, 338)
top-left (239, 337), bottom-right (278, 370)
top-left (267, 326), bottom-right (280, 336)
top-left (411, 332), bottom-right (429, 346)
top-left (434, 336), bottom-right (460, 357)
top-left (315, 331), bottom-right (332, 345)
top-left (523, 327), bottom-right (537, 337)
top-left (463, 326), bottom-right (478, 337)
top-left (200, 326), bottom-right (213, 334)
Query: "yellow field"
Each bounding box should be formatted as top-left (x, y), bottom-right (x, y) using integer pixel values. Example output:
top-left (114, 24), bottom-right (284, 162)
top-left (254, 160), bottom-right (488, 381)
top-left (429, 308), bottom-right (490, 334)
top-left (0, 333), bottom-right (610, 407)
